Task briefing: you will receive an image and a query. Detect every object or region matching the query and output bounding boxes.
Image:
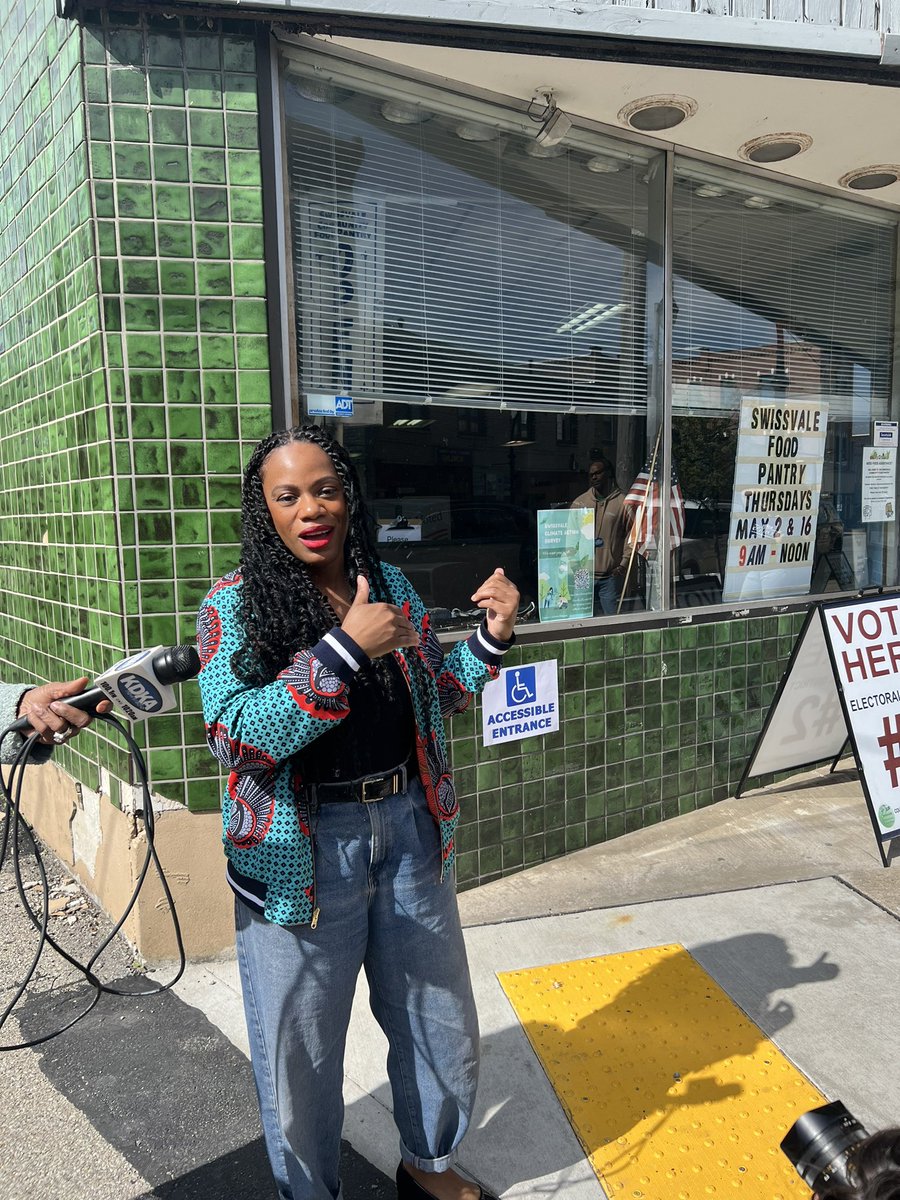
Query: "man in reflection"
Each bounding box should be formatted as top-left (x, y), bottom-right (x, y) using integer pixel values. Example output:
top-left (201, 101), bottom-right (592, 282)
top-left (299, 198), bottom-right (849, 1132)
top-left (571, 456), bottom-right (631, 616)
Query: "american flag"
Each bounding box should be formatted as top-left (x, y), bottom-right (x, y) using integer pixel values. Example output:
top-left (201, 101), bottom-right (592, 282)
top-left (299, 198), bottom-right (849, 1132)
top-left (623, 457), bottom-right (685, 559)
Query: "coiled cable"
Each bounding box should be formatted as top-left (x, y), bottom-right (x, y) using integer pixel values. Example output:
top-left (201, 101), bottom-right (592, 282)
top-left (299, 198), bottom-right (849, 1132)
top-left (0, 711), bottom-right (186, 1049)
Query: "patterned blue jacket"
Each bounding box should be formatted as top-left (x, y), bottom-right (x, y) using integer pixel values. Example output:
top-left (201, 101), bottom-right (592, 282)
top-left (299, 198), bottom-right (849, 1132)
top-left (197, 562), bottom-right (512, 926)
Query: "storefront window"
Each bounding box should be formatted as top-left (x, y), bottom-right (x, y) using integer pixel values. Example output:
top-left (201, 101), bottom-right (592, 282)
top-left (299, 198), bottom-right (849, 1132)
top-left (280, 46), bottom-right (899, 630)
top-left (281, 47), bottom-right (666, 628)
top-left (671, 160), bottom-right (899, 607)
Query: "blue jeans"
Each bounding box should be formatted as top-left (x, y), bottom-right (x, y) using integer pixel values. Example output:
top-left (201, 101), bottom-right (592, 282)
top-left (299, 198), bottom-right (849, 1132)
top-left (594, 574), bottom-right (621, 615)
top-left (234, 779), bottom-right (479, 1200)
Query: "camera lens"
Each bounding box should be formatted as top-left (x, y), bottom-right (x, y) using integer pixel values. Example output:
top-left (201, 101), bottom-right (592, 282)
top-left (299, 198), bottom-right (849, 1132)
top-left (781, 1101), bottom-right (869, 1192)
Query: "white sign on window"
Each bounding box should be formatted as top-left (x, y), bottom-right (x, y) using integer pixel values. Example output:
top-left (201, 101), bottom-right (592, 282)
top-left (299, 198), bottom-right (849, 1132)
top-left (722, 397), bottom-right (829, 603)
top-left (861, 447), bottom-right (897, 523)
top-left (874, 421), bottom-right (899, 447)
top-left (481, 660), bottom-right (559, 747)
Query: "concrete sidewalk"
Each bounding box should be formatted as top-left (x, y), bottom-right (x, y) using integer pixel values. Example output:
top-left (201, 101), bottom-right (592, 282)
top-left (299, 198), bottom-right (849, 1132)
top-left (4, 760), bottom-right (899, 1199)
top-left (170, 759), bottom-right (900, 1198)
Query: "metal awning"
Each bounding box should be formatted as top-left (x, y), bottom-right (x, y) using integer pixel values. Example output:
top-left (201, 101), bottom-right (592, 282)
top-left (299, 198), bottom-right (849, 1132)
top-left (65, 0), bottom-right (892, 65)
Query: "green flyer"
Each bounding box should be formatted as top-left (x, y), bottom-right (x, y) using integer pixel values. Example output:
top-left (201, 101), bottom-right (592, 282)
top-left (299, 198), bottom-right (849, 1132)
top-left (537, 508), bottom-right (595, 622)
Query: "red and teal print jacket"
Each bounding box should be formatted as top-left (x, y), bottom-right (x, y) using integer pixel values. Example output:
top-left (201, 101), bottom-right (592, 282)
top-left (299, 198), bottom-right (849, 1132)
top-left (197, 562), bottom-right (514, 926)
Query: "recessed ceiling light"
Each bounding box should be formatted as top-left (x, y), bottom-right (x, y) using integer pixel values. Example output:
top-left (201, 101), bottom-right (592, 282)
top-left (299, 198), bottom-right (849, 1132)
top-left (454, 122), bottom-right (497, 142)
top-left (380, 101), bottom-right (430, 125)
top-left (744, 194), bottom-right (774, 209)
top-left (294, 78), bottom-right (340, 104)
top-left (523, 140), bottom-right (568, 158)
top-left (740, 133), bottom-right (812, 164)
top-left (584, 155), bottom-right (623, 174)
top-left (618, 95), bottom-right (697, 133)
top-left (839, 165), bottom-right (900, 190)
top-left (695, 183), bottom-right (728, 198)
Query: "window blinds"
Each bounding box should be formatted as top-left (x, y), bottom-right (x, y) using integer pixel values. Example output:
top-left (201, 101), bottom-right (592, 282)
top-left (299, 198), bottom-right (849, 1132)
top-left (671, 161), bottom-right (897, 423)
top-left (283, 52), bottom-right (663, 417)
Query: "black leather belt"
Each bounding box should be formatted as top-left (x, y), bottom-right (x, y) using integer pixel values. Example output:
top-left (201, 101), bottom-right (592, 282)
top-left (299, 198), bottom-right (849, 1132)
top-left (308, 763), bottom-right (409, 805)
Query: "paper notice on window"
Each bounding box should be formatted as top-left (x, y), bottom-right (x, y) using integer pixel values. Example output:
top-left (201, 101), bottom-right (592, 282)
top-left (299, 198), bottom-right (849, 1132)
top-left (861, 447), bottom-right (897, 523)
top-left (537, 509), bottom-right (594, 622)
top-left (722, 397), bottom-right (828, 603)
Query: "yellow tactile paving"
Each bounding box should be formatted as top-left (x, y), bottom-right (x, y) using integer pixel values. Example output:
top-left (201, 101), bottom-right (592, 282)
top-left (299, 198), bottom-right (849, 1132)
top-left (498, 944), bottom-right (825, 1198)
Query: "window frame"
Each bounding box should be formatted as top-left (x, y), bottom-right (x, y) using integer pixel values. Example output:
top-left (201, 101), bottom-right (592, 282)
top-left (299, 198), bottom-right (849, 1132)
top-left (273, 34), bottom-right (900, 644)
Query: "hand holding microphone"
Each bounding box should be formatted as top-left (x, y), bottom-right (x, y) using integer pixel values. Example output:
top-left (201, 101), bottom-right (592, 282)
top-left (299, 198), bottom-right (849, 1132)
top-left (16, 679), bottom-right (113, 746)
top-left (0, 646), bottom-right (201, 1043)
top-left (9, 645), bottom-right (202, 741)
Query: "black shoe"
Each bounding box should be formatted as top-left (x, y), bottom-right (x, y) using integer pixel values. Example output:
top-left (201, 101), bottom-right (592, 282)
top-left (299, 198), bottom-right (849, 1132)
top-left (396, 1162), bottom-right (499, 1200)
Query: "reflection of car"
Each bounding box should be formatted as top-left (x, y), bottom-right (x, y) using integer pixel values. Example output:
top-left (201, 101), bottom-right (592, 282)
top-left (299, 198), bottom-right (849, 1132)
top-left (378, 501), bottom-right (538, 620)
top-left (816, 499), bottom-right (843, 556)
top-left (676, 500), bottom-right (730, 582)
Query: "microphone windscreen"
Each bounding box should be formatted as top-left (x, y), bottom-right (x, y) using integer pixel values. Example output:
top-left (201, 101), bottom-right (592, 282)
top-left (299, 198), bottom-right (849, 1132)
top-left (152, 644), bottom-right (202, 686)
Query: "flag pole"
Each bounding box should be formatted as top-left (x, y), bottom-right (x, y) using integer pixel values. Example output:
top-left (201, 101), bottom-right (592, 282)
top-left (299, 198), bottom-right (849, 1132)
top-left (617, 426), bottom-right (662, 615)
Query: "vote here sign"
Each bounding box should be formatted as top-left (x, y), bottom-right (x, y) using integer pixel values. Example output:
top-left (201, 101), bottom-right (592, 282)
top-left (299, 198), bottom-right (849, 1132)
top-left (481, 660), bottom-right (560, 747)
top-left (822, 595), bottom-right (900, 838)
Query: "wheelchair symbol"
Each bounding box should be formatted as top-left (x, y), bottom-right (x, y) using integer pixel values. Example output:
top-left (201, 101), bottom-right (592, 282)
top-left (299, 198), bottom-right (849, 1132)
top-left (506, 668), bottom-right (536, 706)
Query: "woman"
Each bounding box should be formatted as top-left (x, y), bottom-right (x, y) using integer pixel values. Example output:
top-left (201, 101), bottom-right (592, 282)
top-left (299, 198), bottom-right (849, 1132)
top-left (197, 425), bottom-right (519, 1200)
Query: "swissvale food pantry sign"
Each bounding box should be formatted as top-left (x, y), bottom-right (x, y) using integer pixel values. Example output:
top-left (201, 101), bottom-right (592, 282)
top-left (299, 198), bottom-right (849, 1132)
top-left (722, 397), bottom-right (828, 602)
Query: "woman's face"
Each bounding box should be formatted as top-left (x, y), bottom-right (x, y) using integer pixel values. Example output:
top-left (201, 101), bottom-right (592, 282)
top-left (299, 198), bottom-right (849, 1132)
top-left (259, 441), bottom-right (349, 577)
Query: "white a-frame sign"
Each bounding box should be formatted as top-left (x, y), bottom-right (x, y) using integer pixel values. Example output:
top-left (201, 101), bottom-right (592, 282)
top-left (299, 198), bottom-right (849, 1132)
top-left (737, 591), bottom-right (900, 866)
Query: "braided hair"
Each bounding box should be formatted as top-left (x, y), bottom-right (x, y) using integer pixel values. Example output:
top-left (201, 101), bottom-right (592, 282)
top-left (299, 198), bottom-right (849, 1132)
top-left (233, 424), bottom-right (433, 739)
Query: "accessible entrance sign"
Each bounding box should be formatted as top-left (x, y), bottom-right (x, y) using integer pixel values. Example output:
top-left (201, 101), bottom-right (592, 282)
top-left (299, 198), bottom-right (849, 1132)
top-left (481, 660), bottom-right (559, 746)
top-left (737, 592), bottom-right (900, 864)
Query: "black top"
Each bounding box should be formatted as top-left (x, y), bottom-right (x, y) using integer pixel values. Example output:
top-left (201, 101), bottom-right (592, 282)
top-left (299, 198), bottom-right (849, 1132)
top-left (298, 649), bottom-right (415, 783)
top-left (227, 616), bottom-right (516, 915)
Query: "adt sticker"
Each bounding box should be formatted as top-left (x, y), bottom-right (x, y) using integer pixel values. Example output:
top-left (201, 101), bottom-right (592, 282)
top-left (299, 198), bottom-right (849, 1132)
top-left (305, 395), bottom-right (355, 418)
top-left (306, 394), bottom-right (336, 417)
top-left (482, 660), bottom-right (559, 746)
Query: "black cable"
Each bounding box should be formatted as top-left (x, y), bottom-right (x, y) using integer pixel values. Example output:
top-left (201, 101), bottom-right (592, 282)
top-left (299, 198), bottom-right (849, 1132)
top-left (0, 712), bottom-right (186, 1050)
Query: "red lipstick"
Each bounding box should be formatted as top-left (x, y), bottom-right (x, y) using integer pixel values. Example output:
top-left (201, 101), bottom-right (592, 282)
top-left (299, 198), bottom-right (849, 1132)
top-left (299, 525), bottom-right (333, 550)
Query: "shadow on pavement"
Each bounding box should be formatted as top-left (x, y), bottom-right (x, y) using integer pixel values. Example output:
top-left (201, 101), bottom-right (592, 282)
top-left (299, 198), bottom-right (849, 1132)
top-left (18, 976), bottom-right (392, 1200)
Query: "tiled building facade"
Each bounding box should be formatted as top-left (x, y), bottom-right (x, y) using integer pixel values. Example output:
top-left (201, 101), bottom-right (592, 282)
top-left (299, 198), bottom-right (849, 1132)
top-left (0, 0), bottom-right (870, 953)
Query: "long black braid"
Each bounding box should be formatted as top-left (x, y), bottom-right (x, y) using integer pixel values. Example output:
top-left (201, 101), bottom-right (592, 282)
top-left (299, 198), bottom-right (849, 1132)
top-left (232, 424), bottom-right (433, 743)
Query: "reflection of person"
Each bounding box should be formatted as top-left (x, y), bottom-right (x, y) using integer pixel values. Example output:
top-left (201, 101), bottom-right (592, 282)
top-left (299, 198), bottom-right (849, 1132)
top-left (571, 457), bottom-right (630, 615)
top-left (197, 425), bottom-right (519, 1200)
top-left (1, 678), bottom-right (110, 762)
top-left (814, 1128), bottom-right (900, 1199)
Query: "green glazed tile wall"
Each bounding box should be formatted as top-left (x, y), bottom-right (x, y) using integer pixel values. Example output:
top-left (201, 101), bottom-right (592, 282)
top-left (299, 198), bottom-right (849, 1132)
top-left (449, 611), bottom-right (807, 889)
top-left (0, 0), bottom-right (811, 891)
top-left (0, 0), bottom-right (130, 784)
top-left (83, 9), bottom-right (271, 809)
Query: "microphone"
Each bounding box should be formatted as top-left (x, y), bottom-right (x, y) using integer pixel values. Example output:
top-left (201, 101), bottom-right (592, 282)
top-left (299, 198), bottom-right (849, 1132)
top-left (9, 644), bottom-right (201, 731)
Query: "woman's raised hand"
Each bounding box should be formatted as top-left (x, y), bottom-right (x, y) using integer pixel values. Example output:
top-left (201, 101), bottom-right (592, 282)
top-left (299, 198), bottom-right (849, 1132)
top-left (471, 567), bottom-right (520, 642)
top-left (340, 576), bottom-right (420, 659)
